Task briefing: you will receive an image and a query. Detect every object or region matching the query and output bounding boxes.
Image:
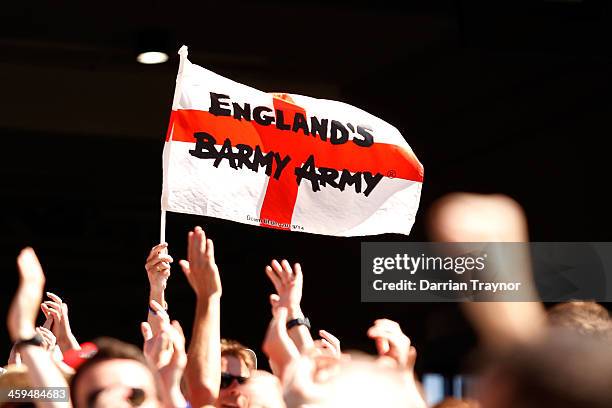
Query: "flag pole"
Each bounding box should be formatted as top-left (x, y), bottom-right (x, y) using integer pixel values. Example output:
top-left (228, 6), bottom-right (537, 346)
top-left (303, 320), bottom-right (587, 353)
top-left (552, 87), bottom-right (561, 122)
top-left (160, 209), bottom-right (167, 244)
top-left (160, 45), bottom-right (189, 244)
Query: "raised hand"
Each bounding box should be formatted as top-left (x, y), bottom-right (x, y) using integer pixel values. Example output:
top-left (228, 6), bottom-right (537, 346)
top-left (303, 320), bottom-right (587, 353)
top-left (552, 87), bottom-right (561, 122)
top-left (265, 259), bottom-right (303, 309)
top-left (316, 330), bottom-right (341, 358)
top-left (179, 227), bottom-right (221, 299)
top-left (41, 292), bottom-right (80, 352)
top-left (8, 248), bottom-right (45, 342)
top-left (35, 326), bottom-right (57, 351)
top-left (265, 259), bottom-right (314, 353)
top-left (141, 300), bottom-right (172, 368)
top-left (141, 316), bottom-right (188, 408)
top-left (145, 242), bottom-right (173, 307)
top-left (367, 319), bottom-right (416, 371)
top-left (7, 247), bottom-right (71, 399)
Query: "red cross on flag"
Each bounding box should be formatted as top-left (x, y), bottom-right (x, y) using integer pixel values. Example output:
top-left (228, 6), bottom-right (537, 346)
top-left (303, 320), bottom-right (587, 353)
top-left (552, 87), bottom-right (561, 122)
top-left (161, 47), bottom-right (424, 236)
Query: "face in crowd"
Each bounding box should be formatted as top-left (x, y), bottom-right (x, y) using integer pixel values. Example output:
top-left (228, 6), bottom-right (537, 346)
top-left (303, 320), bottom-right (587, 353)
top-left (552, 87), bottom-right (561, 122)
top-left (73, 358), bottom-right (160, 408)
top-left (216, 354), bottom-right (252, 408)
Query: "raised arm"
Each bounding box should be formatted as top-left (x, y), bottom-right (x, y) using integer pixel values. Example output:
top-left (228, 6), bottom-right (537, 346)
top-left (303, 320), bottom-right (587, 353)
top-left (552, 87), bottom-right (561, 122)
top-left (145, 242), bottom-right (173, 335)
top-left (265, 259), bottom-right (315, 353)
top-left (41, 292), bottom-right (81, 352)
top-left (180, 227), bottom-right (222, 407)
top-left (8, 248), bottom-right (71, 408)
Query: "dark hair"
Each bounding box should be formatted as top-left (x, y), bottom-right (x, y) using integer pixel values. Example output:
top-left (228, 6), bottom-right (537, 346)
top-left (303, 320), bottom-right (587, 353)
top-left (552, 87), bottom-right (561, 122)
top-left (69, 337), bottom-right (153, 406)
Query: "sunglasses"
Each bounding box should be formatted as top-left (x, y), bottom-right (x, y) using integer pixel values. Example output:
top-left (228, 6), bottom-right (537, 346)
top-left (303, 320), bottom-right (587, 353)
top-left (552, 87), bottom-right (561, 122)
top-left (220, 372), bottom-right (249, 389)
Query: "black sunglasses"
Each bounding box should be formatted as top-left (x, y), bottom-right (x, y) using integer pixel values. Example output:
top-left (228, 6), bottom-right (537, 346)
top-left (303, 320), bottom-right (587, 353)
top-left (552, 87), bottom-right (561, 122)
top-left (220, 372), bottom-right (248, 389)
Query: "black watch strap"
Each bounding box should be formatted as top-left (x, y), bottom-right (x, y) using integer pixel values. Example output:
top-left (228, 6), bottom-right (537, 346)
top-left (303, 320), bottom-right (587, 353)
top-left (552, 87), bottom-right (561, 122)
top-left (14, 333), bottom-right (45, 350)
top-left (287, 317), bottom-right (311, 330)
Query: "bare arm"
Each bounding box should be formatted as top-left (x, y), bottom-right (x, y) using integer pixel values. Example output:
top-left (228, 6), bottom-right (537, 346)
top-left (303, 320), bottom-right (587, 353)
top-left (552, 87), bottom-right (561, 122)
top-left (265, 260), bottom-right (315, 353)
top-left (179, 227), bottom-right (222, 407)
top-left (8, 248), bottom-right (71, 408)
top-left (428, 193), bottom-right (546, 348)
top-left (145, 243), bottom-right (173, 335)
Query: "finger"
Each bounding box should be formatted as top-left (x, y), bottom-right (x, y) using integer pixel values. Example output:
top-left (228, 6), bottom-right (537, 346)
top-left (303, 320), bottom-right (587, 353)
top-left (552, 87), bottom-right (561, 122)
top-left (150, 300), bottom-right (170, 322)
top-left (36, 327), bottom-right (55, 345)
top-left (205, 239), bottom-right (215, 263)
top-left (42, 316), bottom-right (53, 330)
top-left (147, 243), bottom-right (168, 261)
top-left (407, 346), bottom-right (417, 368)
top-left (61, 302), bottom-right (69, 316)
top-left (373, 319), bottom-right (401, 332)
top-left (319, 330), bottom-right (340, 349)
top-left (187, 231), bottom-right (195, 265)
top-left (280, 259), bottom-right (293, 286)
top-left (265, 265), bottom-right (282, 290)
top-left (270, 259), bottom-right (284, 285)
top-left (376, 338), bottom-right (390, 355)
top-left (195, 226), bottom-right (206, 259)
top-left (43, 301), bottom-right (63, 314)
top-left (141, 322), bottom-right (153, 342)
top-left (46, 307), bottom-right (61, 321)
top-left (179, 260), bottom-right (191, 277)
top-left (37, 326), bottom-right (53, 336)
top-left (145, 258), bottom-right (169, 272)
top-left (367, 327), bottom-right (397, 344)
top-left (159, 255), bottom-right (173, 263)
top-left (46, 292), bottom-right (63, 304)
top-left (269, 294), bottom-right (280, 311)
top-left (191, 228), bottom-right (202, 268)
top-left (171, 320), bottom-right (185, 341)
top-left (319, 338), bottom-right (334, 351)
top-left (293, 262), bottom-right (303, 283)
top-left (41, 303), bottom-right (51, 316)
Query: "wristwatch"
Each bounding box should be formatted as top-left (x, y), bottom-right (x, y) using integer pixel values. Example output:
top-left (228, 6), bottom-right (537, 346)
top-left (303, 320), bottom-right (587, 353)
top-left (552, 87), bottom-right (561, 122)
top-left (286, 317), bottom-right (311, 330)
top-left (14, 333), bottom-right (45, 350)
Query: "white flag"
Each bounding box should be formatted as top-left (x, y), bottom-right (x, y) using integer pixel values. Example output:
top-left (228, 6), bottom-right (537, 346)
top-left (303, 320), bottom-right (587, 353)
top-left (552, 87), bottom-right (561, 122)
top-left (162, 46), bottom-right (423, 236)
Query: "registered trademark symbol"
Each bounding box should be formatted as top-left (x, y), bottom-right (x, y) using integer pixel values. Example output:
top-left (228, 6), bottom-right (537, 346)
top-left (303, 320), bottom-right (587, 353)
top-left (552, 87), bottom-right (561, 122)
top-left (387, 170), bottom-right (396, 178)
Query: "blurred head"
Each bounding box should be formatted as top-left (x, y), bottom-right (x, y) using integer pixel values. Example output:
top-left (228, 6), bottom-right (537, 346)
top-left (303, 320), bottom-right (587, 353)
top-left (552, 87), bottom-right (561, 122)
top-left (547, 301), bottom-right (611, 338)
top-left (433, 397), bottom-right (480, 408)
top-left (236, 370), bottom-right (286, 408)
top-left (284, 353), bottom-right (418, 408)
top-left (71, 337), bottom-right (161, 408)
top-left (478, 329), bottom-right (612, 408)
top-left (0, 365), bottom-right (35, 408)
top-left (217, 339), bottom-right (256, 408)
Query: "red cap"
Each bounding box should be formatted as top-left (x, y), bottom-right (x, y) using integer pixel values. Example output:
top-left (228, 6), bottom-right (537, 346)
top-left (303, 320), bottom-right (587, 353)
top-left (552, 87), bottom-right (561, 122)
top-left (63, 342), bottom-right (98, 370)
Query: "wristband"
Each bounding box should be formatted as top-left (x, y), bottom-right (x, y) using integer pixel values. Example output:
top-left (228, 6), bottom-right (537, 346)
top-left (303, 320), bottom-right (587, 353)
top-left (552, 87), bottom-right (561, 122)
top-left (148, 301), bottom-right (169, 315)
top-left (287, 317), bottom-right (311, 331)
top-left (14, 333), bottom-right (45, 350)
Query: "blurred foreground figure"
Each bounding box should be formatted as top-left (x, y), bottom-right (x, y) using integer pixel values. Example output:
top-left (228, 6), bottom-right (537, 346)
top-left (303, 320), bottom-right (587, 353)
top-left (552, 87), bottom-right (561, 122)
top-left (478, 329), bottom-right (612, 408)
top-left (427, 193), bottom-right (546, 349)
top-left (433, 397), bottom-right (480, 408)
top-left (283, 354), bottom-right (423, 408)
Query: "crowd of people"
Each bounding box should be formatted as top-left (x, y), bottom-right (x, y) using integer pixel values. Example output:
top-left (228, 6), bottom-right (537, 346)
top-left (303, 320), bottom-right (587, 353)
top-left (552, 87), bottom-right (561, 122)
top-left (2, 192), bottom-right (612, 407)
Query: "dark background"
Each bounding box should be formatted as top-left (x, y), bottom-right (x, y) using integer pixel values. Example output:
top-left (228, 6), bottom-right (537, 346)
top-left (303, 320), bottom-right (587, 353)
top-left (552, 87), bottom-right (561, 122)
top-left (1, 1), bottom-right (611, 375)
